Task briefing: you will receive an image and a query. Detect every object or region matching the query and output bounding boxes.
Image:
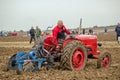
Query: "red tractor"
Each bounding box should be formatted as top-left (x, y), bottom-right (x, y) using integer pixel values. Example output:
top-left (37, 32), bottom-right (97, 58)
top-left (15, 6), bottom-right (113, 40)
top-left (43, 31), bottom-right (111, 70)
top-left (7, 27), bottom-right (111, 74)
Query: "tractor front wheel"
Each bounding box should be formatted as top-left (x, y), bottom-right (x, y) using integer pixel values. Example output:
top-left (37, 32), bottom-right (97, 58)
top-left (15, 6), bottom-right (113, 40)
top-left (60, 40), bottom-right (87, 70)
top-left (97, 51), bottom-right (111, 68)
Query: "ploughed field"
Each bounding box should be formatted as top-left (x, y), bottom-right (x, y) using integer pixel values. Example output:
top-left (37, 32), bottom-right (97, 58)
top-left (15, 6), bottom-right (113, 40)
top-left (0, 31), bottom-right (120, 80)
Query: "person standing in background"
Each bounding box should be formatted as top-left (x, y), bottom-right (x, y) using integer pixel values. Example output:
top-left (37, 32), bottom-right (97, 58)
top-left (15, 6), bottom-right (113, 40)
top-left (104, 27), bottom-right (108, 33)
top-left (35, 26), bottom-right (41, 40)
top-left (115, 23), bottom-right (120, 43)
top-left (29, 27), bottom-right (35, 44)
top-left (82, 29), bottom-right (85, 34)
top-left (89, 27), bottom-right (93, 35)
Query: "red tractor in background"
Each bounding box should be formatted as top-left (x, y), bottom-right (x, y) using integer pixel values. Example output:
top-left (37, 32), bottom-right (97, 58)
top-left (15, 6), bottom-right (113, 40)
top-left (10, 32), bottom-right (18, 36)
top-left (42, 28), bottom-right (111, 71)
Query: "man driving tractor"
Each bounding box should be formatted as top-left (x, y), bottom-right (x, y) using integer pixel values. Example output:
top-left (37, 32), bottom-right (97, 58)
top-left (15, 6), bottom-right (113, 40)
top-left (46, 20), bottom-right (71, 69)
top-left (52, 20), bottom-right (71, 48)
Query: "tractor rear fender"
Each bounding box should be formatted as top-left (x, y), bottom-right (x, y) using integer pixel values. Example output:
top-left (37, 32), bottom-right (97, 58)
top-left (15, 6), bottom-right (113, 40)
top-left (63, 37), bottom-right (79, 47)
top-left (63, 37), bottom-right (81, 47)
top-left (63, 34), bottom-right (86, 47)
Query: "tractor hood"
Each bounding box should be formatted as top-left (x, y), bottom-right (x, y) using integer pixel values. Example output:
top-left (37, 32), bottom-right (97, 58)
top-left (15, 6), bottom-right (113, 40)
top-left (75, 35), bottom-right (97, 40)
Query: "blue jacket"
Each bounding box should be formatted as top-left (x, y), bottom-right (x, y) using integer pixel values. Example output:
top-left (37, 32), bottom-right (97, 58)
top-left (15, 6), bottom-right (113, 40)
top-left (115, 26), bottom-right (120, 35)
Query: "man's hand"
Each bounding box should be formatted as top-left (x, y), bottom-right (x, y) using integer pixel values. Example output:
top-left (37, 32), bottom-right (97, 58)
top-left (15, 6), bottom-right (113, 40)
top-left (56, 44), bottom-right (62, 49)
top-left (56, 45), bottom-right (60, 49)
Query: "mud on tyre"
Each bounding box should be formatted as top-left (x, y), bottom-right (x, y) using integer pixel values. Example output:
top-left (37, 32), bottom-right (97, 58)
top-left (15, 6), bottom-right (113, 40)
top-left (60, 40), bottom-right (87, 70)
top-left (97, 51), bottom-right (111, 68)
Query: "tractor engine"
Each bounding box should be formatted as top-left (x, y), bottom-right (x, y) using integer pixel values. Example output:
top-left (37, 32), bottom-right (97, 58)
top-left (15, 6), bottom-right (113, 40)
top-left (74, 35), bottom-right (100, 55)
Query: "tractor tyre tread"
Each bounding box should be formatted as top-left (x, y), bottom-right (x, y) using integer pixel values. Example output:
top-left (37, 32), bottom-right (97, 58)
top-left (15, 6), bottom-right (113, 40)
top-left (97, 51), bottom-right (111, 68)
top-left (60, 40), bottom-right (87, 70)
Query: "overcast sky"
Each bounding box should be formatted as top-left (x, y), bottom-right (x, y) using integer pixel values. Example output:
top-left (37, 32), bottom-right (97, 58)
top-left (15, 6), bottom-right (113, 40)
top-left (0, 0), bottom-right (120, 31)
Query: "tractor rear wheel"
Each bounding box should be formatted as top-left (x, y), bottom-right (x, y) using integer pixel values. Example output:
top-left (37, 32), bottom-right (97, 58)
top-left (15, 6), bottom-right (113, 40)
top-left (97, 51), bottom-right (111, 68)
top-left (60, 40), bottom-right (87, 70)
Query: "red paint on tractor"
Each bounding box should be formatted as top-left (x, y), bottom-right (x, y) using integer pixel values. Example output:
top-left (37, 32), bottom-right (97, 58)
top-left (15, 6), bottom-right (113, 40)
top-left (102, 55), bottom-right (110, 67)
top-left (44, 34), bottom-right (100, 55)
top-left (44, 35), bottom-right (55, 50)
top-left (75, 35), bottom-right (99, 55)
top-left (72, 48), bottom-right (85, 70)
top-left (63, 38), bottom-right (75, 47)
